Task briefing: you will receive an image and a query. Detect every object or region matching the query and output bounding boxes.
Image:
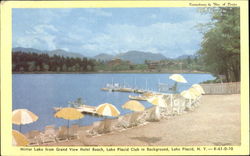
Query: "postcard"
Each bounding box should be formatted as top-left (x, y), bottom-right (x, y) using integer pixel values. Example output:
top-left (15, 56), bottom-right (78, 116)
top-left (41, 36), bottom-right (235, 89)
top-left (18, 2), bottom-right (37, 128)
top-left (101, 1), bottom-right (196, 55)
top-left (0, 0), bottom-right (249, 155)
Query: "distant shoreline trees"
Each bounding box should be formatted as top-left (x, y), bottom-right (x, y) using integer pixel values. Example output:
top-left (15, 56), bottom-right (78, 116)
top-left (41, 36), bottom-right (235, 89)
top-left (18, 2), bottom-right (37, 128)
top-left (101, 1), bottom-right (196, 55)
top-left (12, 52), bottom-right (95, 72)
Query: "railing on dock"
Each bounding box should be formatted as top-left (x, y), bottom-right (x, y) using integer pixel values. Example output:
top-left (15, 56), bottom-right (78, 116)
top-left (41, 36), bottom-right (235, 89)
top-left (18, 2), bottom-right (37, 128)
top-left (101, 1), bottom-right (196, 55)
top-left (200, 82), bottom-right (240, 94)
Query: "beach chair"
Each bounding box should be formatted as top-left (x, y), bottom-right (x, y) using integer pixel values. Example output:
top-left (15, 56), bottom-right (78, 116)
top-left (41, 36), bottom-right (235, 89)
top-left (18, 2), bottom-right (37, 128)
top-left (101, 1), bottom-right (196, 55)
top-left (41, 125), bottom-right (56, 143)
top-left (87, 121), bottom-right (105, 136)
top-left (55, 126), bottom-right (68, 142)
top-left (172, 98), bottom-right (186, 115)
top-left (103, 119), bottom-right (113, 133)
top-left (26, 130), bottom-right (42, 145)
top-left (145, 107), bottom-right (160, 122)
top-left (77, 130), bottom-right (91, 145)
top-left (193, 95), bottom-right (202, 107)
top-left (115, 115), bottom-right (131, 130)
top-left (184, 98), bottom-right (196, 111)
top-left (68, 124), bottom-right (80, 140)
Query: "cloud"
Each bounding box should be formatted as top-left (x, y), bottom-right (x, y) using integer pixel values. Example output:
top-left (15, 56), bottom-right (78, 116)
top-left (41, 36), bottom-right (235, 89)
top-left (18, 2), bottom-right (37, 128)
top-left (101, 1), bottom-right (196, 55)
top-left (85, 8), bottom-right (112, 17)
top-left (13, 8), bottom-right (210, 57)
top-left (149, 14), bottom-right (157, 19)
top-left (14, 24), bottom-right (58, 50)
top-left (78, 20), bottom-right (203, 57)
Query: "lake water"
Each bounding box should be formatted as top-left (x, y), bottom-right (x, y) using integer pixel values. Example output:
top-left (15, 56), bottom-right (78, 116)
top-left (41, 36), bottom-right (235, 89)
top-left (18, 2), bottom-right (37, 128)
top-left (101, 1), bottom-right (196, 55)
top-left (12, 73), bottom-right (215, 133)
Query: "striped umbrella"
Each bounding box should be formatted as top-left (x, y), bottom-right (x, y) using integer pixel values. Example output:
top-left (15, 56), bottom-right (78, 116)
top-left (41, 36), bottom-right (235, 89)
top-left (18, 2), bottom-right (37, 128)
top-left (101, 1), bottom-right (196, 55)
top-left (192, 84), bottom-right (205, 94)
top-left (12, 109), bottom-right (39, 132)
top-left (122, 100), bottom-right (145, 112)
top-left (169, 74), bottom-right (187, 83)
top-left (96, 103), bottom-right (120, 117)
top-left (12, 130), bottom-right (29, 146)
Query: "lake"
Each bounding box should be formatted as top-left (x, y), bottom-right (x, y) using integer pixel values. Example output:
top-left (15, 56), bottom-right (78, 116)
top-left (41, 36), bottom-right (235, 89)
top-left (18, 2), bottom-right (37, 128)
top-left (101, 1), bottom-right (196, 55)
top-left (12, 73), bottom-right (215, 133)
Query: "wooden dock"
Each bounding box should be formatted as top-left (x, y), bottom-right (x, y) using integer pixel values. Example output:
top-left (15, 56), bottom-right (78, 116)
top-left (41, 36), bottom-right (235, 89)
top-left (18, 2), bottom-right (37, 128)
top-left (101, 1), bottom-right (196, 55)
top-left (128, 95), bottom-right (147, 101)
top-left (101, 87), bottom-right (147, 94)
top-left (54, 105), bottom-right (99, 116)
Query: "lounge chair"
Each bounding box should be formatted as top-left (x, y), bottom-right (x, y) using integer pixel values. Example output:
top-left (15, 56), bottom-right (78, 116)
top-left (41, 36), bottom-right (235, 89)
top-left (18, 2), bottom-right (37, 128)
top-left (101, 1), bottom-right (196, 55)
top-left (56, 126), bottom-right (68, 142)
top-left (184, 99), bottom-right (196, 111)
top-left (115, 115), bottom-right (131, 130)
top-left (127, 112), bottom-right (144, 127)
top-left (26, 130), bottom-right (42, 145)
top-left (103, 119), bottom-right (113, 133)
top-left (40, 125), bottom-right (56, 143)
top-left (87, 121), bottom-right (105, 136)
top-left (77, 131), bottom-right (91, 145)
top-left (68, 124), bottom-right (80, 140)
top-left (145, 107), bottom-right (161, 122)
top-left (172, 97), bottom-right (186, 115)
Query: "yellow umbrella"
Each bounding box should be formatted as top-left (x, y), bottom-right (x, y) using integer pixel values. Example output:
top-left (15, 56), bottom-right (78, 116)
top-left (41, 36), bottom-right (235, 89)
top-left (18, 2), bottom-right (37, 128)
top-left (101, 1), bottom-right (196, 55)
top-left (54, 107), bottom-right (84, 138)
top-left (54, 107), bottom-right (84, 120)
top-left (169, 74), bottom-right (187, 83)
top-left (192, 84), bottom-right (205, 94)
top-left (180, 90), bottom-right (197, 99)
top-left (188, 87), bottom-right (202, 97)
top-left (147, 95), bottom-right (166, 107)
top-left (122, 100), bottom-right (145, 112)
top-left (96, 103), bottom-right (120, 117)
top-left (12, 130), bottom-right (29, 146)
top-left (12, 109), bottom-right (39, 132)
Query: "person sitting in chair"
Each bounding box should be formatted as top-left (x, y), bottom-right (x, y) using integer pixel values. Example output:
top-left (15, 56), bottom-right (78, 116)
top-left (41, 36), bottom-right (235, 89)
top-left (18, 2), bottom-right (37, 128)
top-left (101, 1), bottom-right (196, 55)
top-left (169, 82), bottom-right (177, 93)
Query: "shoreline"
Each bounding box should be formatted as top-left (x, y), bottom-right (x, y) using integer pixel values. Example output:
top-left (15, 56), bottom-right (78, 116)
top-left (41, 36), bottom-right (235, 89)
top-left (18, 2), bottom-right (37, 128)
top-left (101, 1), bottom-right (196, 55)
top-left (23, 94), bottom-right (240, 146)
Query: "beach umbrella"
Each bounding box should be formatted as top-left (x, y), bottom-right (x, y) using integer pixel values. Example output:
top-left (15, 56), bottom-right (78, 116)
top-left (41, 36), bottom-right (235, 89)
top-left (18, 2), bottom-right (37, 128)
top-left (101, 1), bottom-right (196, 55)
top-left (96, 103), bottom-right (120, 117)
top-left (180, 90), bottom-right (197, 100)
top-left (169, 74), bottom-right (187, 83)
top-left (147, 95), bottom-right (166, 107)
top-left (122, 100), bottom-right (145, 112)
top-left (188, 87), bottom-right (202, 97)
top-left (192, 84), bottom-right (205, 94)
top-left (12, 109), bottom-right (39, 132)
top-left (54, 107), bottom-right (84, 138)
top-left (12, 130), bottom-right (29, 146)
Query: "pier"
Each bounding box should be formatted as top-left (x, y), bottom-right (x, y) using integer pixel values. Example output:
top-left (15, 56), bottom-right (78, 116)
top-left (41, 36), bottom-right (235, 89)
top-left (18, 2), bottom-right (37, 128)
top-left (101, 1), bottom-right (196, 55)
top-left (53, 105), bottom-right (99, 116)
top-left (101, 87), bottom-right (147, 94)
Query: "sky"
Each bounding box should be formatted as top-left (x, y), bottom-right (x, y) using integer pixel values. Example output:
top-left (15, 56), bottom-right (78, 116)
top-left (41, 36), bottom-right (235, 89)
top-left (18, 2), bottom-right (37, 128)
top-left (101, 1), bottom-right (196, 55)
top-left (12, 8), bottom-right (211, 58)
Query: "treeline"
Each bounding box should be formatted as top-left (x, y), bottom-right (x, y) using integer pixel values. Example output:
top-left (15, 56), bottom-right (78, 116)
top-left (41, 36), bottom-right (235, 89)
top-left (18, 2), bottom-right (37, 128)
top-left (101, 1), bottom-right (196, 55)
top-left (198, 8), bottom-right (240, 82)
top-left (12, 52), bottom-right (95, 72)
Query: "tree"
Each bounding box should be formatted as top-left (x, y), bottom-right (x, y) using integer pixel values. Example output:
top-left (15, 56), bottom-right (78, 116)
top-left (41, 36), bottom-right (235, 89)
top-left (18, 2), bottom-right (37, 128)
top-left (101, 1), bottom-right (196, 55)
top-left (198, 7), bottom-right (240, 82)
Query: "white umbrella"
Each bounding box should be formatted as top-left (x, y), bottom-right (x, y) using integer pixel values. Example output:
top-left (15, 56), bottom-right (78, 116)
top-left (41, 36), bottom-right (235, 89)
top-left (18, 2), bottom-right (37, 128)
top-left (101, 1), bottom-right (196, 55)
top-left (169, 74), bottom-right (187, 83)
top-left (12, 109), bottom-right (39, 132)
top-left (96, 103), bottom-right (120, 117)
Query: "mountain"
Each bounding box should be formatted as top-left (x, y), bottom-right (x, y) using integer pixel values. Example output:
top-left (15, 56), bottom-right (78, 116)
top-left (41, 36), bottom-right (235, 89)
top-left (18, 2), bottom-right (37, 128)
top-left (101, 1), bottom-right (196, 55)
top-left (12, 47), bottom-right (85, 58)
top-left (176, 54), bottom-right (197, 60)
top-left (94, 53), bottom-right (114, 61)
top-left (12, 47), bottom-right (168, 64)
top-left (13, 47), bottom-right (43, 53)
top-left (116, 51), bottom-right (167, 64)
top-left (49, 49), bottom-right (85, 58)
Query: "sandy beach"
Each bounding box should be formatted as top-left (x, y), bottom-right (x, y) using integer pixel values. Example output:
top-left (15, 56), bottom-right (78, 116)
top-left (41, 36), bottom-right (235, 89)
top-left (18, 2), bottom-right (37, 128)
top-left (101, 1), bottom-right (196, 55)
top-left (40, 94), bottom-right (240, 146)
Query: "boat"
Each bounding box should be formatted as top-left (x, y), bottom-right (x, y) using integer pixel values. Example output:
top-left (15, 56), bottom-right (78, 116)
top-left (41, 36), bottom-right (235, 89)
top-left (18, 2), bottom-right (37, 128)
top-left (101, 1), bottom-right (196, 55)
top-left (53, 105), bottom-right (99, 116)
top-left (128, 95), bottom-right (147, 101)
top-left (119, 88), bottom-right (134, 92)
